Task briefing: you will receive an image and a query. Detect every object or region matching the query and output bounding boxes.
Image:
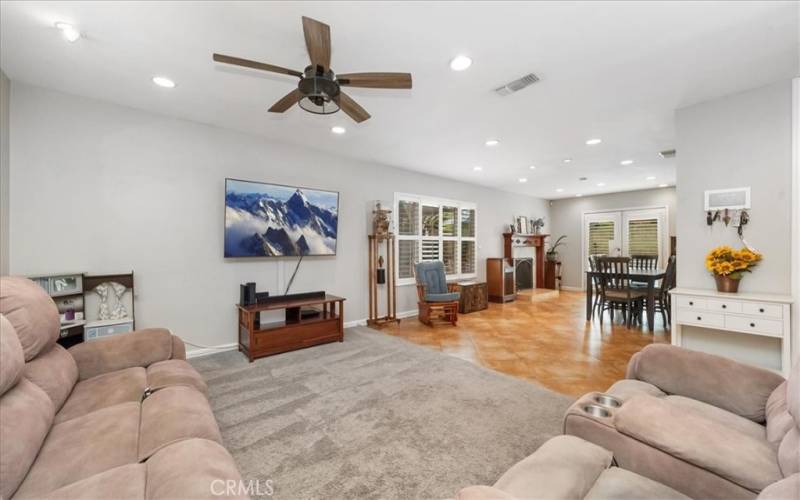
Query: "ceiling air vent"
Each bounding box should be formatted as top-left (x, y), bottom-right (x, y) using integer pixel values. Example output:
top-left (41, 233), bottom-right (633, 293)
top-left (659, 149), bottom-right (676, 159)
top-left (494, 73), bottom-right (540, 96)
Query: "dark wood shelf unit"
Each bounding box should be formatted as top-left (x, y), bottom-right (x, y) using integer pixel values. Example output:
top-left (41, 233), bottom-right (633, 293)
top-left (237, 294), bottom-right (345, 362)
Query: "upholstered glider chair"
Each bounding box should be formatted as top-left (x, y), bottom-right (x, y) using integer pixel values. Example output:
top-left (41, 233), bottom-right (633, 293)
top-left (414, 261), bottom-right (460, 326)
top-left (0, 276), bottom-right (247, 500)
top-left (564, 344), bottom-right (799, 500)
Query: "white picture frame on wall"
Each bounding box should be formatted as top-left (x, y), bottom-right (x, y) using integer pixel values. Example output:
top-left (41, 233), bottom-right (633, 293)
top-left (704, 187), bottom-right (751, 210)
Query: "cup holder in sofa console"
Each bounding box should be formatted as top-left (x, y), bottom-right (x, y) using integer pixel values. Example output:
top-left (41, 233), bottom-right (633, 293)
top-left (593, 394), bottom-right (622, 408)
top-left (583, 404), bottom-right (611, 418)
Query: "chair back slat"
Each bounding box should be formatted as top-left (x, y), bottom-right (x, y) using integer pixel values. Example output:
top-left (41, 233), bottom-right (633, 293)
top-left (596, 256), bottom-right (631, 292)
top-left (630, 255), bottom-right (658, 269)
top-left (660, 255), bottom-right (677, 294)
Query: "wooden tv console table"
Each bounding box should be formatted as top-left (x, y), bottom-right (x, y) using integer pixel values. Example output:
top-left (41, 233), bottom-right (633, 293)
top-left (236, 294), bottom-right (345, 362)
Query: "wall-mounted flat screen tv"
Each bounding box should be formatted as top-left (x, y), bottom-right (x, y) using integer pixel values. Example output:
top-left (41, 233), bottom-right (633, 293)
top-left (225, 178), bottom-right (339, 257)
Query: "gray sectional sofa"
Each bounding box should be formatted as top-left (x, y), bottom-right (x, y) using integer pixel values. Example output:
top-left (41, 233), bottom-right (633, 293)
top-left (0, 276), bottom-right (247, 499)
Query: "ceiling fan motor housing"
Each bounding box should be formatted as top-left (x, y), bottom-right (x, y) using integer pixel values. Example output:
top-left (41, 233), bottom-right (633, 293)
top-left (298, 66), bottom-right (340, 114)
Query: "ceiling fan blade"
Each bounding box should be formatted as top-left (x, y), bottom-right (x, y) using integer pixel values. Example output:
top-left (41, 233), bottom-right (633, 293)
top-left (213, 53), bottom-right (303, 77)
top-left (336, 92), bottom-right (371, 123)
top-left (301, 16), bottom-right (331, 72)
top-left (268, 89), bottom-right (302, 113)
top-left (337, 72), bottom-right (412, 89)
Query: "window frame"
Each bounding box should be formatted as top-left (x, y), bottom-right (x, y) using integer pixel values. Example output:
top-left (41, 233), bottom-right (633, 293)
top-left (395, 193), bottom-right (477, 286)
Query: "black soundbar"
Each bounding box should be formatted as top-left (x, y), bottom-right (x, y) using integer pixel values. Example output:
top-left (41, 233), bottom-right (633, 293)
top-left (258, 290), bottom-right (326, 305)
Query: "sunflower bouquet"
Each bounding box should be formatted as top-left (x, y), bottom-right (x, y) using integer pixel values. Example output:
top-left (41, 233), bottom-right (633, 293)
top-left (705, 246), bottom-right (762, 292)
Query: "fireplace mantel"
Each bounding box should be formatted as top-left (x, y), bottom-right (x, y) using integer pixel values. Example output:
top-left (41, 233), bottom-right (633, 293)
top-left (503, 233), bottom-right (550, 289)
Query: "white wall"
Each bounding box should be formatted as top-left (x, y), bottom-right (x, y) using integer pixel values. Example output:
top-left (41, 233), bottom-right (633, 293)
top-left (549, 187), bottom-right (677, 289)
top-left (0, 70), bottom-right (9, 276)
top-left (8, 83), bottom-right (549, 353)
top-left (675, 80), bottom-right (794, 370)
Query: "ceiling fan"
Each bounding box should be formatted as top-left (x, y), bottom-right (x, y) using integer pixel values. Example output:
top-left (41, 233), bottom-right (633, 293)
top-left (212, 16), bottom-right (412, 123)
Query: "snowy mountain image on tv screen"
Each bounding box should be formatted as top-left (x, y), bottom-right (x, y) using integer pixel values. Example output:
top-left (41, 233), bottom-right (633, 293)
top-left (225, 179), bottom-right (339, 257)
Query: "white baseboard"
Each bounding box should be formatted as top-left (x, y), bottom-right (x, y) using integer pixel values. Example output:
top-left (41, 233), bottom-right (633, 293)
top-left (560, 286), bottom-right (585, 292)
top-left (186, 342), bottom-right (238, 359)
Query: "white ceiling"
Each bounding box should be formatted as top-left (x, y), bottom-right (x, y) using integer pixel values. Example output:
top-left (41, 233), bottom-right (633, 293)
top-left (2, 1), bottom-right (798, 199)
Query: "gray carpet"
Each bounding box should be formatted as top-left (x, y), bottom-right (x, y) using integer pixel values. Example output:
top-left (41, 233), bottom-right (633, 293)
top-left (190, 326), bottom-right (573, 500)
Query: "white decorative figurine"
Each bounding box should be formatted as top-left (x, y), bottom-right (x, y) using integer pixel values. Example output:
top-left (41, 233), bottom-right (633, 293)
top-left (94, 283), bottom-right (111, 320)
top-left (110, 281), bottom-right (128, 319)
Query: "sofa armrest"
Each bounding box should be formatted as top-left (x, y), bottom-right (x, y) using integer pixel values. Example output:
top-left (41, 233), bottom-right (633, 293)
top-left (492, 435), bottom-right (612, 499)
top-left (626, 344), bottom-right (784, 422)
top-left (69, 328), bottom-right (185, 380)
top-left (614, 395), bottom-right (782, 492)
top-left (455, 486), bottom-right (518, 500)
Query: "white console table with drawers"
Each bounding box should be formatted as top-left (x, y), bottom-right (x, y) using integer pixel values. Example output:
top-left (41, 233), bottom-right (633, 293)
top-left (669, 288), bottom-right (792, 376)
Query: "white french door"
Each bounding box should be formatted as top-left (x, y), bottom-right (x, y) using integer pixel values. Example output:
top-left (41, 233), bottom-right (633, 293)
top-left (582, 207), bottom-right (668, 289)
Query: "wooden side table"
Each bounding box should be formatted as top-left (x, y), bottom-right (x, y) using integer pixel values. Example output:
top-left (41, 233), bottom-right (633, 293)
top-left (457, 281), bottom-right (488, 314)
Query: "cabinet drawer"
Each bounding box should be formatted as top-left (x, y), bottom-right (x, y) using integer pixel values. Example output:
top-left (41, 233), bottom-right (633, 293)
top-left (741, 302), bottom-right (783, 319)
top-left (676, 296), bottom-right (707, 310)
top-left (677, 309), bottom-right (725, 328)
top-left (724, 316), bottom-right (783, 338)
top-left (705, 298), bottom-right (742, 313)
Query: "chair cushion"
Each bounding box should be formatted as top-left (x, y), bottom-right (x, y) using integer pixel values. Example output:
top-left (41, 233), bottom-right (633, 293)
top-left (757, 473), bottom-right (800, 500)
top-left (0, 378), bottom-right (54, 500)
top-left (586, 467), bottom-right (690, 500)
top-left (606, 379), bottom-right (665, 401)
top-left (35, 464), bottom-right (146, 500)
top-left (138, 386), bottom-right (223, 460)
top-left (614, 395), bottom-right (782, 491)
top-left (425, 292), bottom-right (460, 302)
top-left (13, 402), bottom-right (141, 499)
top-left (24, 343), bottom-right (78, 413)
top-left (0, 314), bottom-right (24, 396)
top-left (146, 359), bottom-right (208, 394)
top-left (0, 276), bottom-right (60, 361)
top-left (415, 261), bottom-right (448, 294)
top-left (604, 289), bottom-right (646, 300)
top-left (664, 395), bottom-right (766, 441)
top-left (55, 367), bottom-right (146, 424)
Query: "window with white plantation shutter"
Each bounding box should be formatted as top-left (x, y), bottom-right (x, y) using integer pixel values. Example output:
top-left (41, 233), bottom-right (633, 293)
top-left (395, 194), bottom-right (477, 285)
top-left (627, 218), bottom-right (659, 256)
top-left (588, 221), bottom-right (615, 256)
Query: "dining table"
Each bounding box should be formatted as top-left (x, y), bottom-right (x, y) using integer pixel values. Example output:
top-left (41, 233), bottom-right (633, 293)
top-left (585, 267), bottom-right (667, 332)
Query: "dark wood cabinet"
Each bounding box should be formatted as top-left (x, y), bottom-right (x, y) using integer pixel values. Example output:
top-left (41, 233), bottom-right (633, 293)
top-left (456, 282), bottom-right (488, 313)
top-left (487, 258), bottom-right (515, 303)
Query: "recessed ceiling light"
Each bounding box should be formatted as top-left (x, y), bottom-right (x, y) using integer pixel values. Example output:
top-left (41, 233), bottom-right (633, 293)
top-left (659, 183), bottom-right (669, 188)
top-left (556, 188), bottom-right (564, 193)
top-left (485, 139), bottom-right (499, 147)
top-left (518, 178), bottom-right (528, 183)
top-left (54, 22), bottom-right (81, 42)
top-left (646, 176), bottom-right (656, 180)
top-left (529, 165), bottom-right (536, 170)
top-left (597, 182), bottom-right (606, 187)
top-left (152, 76), bottom-right (176, 88)
top-left (449, 55), bottom-right (473, 71)
top-left (563, 158), bottom-right (572, 163)
top-left (575, 194), bottom-right (583, 197)
top-left (585, 138), bottom-right (602, 145)
top-left (473, 166), bottom-right (483, 172)
top-left (620, 159), bottom-right (634, 165)
top-left (331, 126), bottom-right (346, 135)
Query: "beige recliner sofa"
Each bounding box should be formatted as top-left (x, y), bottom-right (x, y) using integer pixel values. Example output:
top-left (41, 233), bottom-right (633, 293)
top-left (564, 344), bottom-right (799, 500)
top-left (0, 276), bottom-right (247, 499)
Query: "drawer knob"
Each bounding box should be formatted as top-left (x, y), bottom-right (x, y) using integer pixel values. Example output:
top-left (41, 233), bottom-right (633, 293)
top-left (750, 323), bottom-right (756, 328)
top-left (722, 304), bottom-right (727, 309)
top-left (689, 301), bottom-right (694, 306)
top-left (759, 308), bottom-right (765, 313)
top-left (697, 316), bottom-right (702, 321)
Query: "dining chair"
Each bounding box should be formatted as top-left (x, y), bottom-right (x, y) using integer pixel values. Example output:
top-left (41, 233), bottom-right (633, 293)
top-left (596, 256), bottom-right (647, 328)
top-left (652, 256), bottom-right (677, 327)
top-left (587, 255), bottom-right (604, 319)
top-left (630, 255), bottom-right (658, 269)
